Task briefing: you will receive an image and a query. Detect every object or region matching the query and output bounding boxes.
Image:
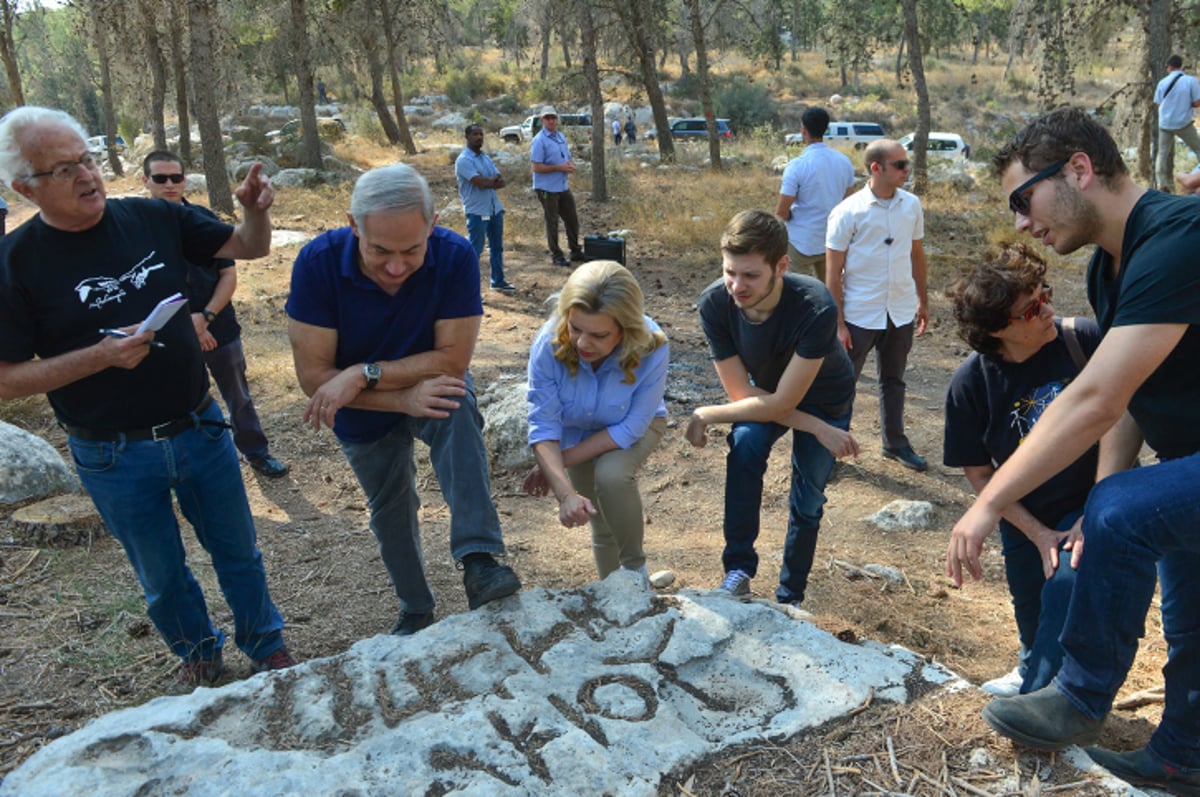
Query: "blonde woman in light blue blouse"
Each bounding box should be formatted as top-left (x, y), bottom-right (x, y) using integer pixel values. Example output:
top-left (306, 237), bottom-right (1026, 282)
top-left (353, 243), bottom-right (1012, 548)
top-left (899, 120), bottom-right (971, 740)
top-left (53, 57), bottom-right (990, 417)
top-left (524, 260), bottom-right (669, 579)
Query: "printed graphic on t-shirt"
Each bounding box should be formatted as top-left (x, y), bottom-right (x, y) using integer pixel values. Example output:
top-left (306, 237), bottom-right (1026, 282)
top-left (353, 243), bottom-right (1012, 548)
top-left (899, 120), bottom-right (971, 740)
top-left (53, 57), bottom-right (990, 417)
top-left (74, 251), bottom-right (164, 309)
top-left (1010, 379), bottom-right (1069, 442)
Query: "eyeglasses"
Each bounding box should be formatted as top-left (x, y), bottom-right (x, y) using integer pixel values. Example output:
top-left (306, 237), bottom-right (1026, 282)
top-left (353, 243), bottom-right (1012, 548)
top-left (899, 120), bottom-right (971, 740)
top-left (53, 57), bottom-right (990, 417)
top-left (27, 153), bottom-right (98, 183)
top-left (149, 173), bottom-right (185, 184)
top-left (889, 159), bottom-right (910, 170)
top-left (1008, 160), bottom-right (1068, 215)
top-left (1008, 284), bottom-right (1053, 322)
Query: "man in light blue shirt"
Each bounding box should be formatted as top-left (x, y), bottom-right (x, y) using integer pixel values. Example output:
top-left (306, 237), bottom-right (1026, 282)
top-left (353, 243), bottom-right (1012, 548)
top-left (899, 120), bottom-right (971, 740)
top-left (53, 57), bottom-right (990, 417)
top-left (455, 124), bottom-right (513, 292)
top-left (530, 106), bottom-right (583, 267)
top-left (1154, 54), bottom-right (1200, 192)
top-left (775, 107), bottom-right (856, 282)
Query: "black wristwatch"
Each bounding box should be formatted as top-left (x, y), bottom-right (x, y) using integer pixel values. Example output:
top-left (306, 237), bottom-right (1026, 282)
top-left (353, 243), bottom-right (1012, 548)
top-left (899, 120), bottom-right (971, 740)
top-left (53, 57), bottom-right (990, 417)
top-left (363, 362), bottom-right (381, 389)
top-left (201, 309), bottom-right (216, 323)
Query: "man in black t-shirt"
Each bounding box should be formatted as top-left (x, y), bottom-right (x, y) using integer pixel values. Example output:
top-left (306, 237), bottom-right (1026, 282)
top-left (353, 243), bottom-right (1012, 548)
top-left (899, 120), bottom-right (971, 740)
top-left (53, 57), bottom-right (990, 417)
top-left (948, 107), bottom-right (1200, 793)
top-left (143, 150), bottom-right (287, 478)
top-left (0, 107), bottom-right (295, 690)
top-left (944, 243), bottom-right (1107, 698)
top-left (687, 210), bottom-right (858, 607)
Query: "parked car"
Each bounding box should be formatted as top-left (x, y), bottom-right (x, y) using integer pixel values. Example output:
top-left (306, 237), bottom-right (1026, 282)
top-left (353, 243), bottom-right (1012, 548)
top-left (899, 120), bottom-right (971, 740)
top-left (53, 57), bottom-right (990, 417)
top-left (898, 131), bottom-right (967, 160)
top-left (646, 118), bottom-right (732, 141)
top-left (786, 121), bottom-right (885, 149)
top-left (500, 113), bottom-right (592, 144)
top-left (86, 134), bottom-right (126, 157)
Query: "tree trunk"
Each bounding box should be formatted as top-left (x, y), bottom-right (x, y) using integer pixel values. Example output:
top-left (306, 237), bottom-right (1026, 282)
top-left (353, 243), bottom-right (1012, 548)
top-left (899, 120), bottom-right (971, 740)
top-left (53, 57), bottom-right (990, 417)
top-left (539, 4), bottom-right (551, 81)
top-left (901, 0), bottom-right (929, 196)
top-left (688, 0), bottom-right (719, 170)
top-left (364, 27), bottom-right (402, 145)
top-left (378, 0), bottom-right (417, 155)
top-left (289, 0), bottom-right (323, 169)
top-left (187, 0), bottom-right (233, 215)
top-left (167, 0), bottom-right (191, 164)
top-left (895, 28), bottom-right (906, 85)
top-left (0, 0), bottom-right (24, 106)
top-left (616, 0), bottom-right (675, 164)
top-left (579, 0), bottom-right (606, 202)
top-left (972, 10), bottom-right (986, 65)
top-left (93, 2), bottom-right (124, 177)
top-left (139, 0), bottom-right (168, 151)
top-left (1147, 0), bottom-right (1171, 188)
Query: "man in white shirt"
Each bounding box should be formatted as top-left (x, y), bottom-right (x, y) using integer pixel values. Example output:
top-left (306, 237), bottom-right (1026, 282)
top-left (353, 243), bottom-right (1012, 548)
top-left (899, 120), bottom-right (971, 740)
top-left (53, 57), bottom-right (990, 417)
top-left (775, 107), bottom-right (856, 282)
top-left (1154, 54), bottom-right (1200, 193)
top-left (826, 139), bottom-right (928, 471)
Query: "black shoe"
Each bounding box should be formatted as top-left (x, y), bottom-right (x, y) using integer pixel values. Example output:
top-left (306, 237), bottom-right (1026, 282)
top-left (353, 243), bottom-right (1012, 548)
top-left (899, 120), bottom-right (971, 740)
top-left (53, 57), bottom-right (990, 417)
top-left (981, 686), bottom-right (1103, 751)
top-left (1085, 746), bottom-right (1200, 796)
top-left (551, 254), bottom-right (570, 267)
top-left (391, 610), bottom-right (435, 636)
top-left (569, 250), bottom-right (586, 262)
top-left (248, 454), bottom-right (289, 478)
top-left (490, 281), bottom-right (517, 293)
top-left (461, 553), bottom-right (521, 610)
top-left (882, 445), bottom-right (927, 472)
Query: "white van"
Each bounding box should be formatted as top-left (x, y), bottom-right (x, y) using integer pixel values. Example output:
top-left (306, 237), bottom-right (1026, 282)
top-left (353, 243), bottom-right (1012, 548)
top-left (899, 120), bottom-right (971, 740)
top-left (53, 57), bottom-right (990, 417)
top-left (899, 132), bottom-right (967, 161)
top-left (786, 121), bottom-right (885, 149)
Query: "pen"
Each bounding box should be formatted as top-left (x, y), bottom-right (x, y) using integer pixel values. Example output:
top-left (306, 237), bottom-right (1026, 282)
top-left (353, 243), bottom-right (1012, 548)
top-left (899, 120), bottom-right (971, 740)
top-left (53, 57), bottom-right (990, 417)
top-left (99, 328), bottom-right (166, 349)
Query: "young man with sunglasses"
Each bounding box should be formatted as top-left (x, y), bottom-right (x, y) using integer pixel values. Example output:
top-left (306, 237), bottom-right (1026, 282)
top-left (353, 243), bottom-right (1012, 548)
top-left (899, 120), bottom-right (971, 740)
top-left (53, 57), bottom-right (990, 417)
top-left (143, 151), bottom-right (288, 478)
top-left (825, 138), bottom-right (929, 471)
top-left (944, 243), bottom-right (1105, 698)
top-left (0, 108), bottom-right (296, 690)
top-left (948, 106), bottom-right (1200, 795)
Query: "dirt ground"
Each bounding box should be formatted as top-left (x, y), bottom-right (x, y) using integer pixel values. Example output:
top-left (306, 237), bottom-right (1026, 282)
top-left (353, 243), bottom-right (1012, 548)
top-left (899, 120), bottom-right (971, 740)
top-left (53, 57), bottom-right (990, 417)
top-left (0, 149), bottom-right (1169, 795)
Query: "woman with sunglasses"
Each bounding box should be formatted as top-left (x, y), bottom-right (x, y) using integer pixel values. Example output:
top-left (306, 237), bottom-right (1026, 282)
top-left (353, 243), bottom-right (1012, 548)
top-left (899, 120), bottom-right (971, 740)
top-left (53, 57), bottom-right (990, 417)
top-left (523, 260), bottom-right (668, 582)
top-left (943, 242), bottom-right (1105, 696)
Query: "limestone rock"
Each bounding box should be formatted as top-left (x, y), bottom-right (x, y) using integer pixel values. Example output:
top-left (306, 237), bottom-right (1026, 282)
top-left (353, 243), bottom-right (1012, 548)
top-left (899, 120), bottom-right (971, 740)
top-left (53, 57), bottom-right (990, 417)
top-left (863, 500), bottom-right (935, 531)
top-left (480, 377), bottom-right (533, 470)
top-left (0, 421), bottom-right (78, 504)
top-left (1, 572), bottom-right (961, 797)
top-left (649, 569), bottom-right (675, 589)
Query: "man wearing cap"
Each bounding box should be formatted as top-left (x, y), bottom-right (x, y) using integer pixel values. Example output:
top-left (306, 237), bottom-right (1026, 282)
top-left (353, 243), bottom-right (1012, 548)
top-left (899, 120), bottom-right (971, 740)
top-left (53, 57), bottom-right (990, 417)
top-left (530, 106), bottom-right (583, 268)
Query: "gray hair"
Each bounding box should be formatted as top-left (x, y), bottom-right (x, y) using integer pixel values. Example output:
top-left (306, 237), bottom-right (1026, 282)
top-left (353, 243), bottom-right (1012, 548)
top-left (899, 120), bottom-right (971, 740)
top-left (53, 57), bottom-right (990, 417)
top-left (0, 106), bottom-right (89, 189)
top-left (349, 163), bottom-right (434, 228)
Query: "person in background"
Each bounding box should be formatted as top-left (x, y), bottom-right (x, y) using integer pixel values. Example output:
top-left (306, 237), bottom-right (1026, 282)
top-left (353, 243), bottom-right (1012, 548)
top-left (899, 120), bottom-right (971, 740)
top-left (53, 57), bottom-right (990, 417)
top-left (523, 260), bottom-right (668, 582)
top-left (530, 106), bottom-right (583, 268)
top-left (1153, 54), bottom-right (1200, 192)
top-left (142, 150), bottom-right (288, 478)
top-left (944, 242), bottom-right (1105, 697)
top-left (612, 118), bottom-right (622, 146)
top-left (455, 124), bottom-right (513, 293)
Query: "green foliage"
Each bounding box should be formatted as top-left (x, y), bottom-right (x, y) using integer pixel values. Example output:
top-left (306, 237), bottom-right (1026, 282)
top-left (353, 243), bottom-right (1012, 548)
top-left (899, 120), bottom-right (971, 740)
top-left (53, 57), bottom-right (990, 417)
top-left (346, 104), bottom-right (390, 146)
top-left (713, 80), bottom-right (777, 130)
top-left (441, 65), bottom-right (508, 105)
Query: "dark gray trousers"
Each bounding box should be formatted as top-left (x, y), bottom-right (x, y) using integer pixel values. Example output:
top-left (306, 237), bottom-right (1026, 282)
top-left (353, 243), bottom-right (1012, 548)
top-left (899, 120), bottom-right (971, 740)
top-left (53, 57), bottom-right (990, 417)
top-left (846, 318), bottom-right (914, 451)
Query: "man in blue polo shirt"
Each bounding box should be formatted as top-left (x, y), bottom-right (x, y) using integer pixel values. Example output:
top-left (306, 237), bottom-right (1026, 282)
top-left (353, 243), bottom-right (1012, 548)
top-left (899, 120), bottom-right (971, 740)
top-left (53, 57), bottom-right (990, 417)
top-left (286, 163), bottom-right (521, 636)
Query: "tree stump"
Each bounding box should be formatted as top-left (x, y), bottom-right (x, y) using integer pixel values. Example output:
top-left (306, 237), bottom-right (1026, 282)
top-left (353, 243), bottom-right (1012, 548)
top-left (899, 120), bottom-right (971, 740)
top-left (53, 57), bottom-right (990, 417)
top-left (11, 494), bottom-right (107, 547)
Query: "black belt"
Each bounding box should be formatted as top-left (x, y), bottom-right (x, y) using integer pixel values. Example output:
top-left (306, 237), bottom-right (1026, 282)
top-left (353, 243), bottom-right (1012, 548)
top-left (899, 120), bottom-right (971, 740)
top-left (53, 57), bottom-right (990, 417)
top-left (63, 395), bottom-right (221, 442)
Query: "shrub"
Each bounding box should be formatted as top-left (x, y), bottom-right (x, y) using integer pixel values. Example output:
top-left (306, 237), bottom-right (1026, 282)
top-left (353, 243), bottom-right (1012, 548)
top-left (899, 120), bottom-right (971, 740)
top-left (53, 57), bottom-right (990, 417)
top-left (713, 80), bottom-right (777, 130)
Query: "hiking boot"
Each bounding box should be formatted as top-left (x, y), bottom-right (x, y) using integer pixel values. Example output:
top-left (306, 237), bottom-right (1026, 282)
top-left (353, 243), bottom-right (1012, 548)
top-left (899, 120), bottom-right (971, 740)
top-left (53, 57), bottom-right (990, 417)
top-left (981, 666), bottom-right (1024, 697)
top-left (391, 610), bottom-right (435, 636)
top-left (251, 644), bottom-right (298, 675)
top-left (981, 685), bottom-right (1103, 750)
top-left (1085, 746), bottom-right (1200, 796)
top-left (569, 250), bottom-right (586, 262)
top-left (717, 569), bottom-right (751, 596)
top-left (461, 553), bottom-right (521, 610)
top-left (882, 445), bottom-right (928, 472)
top-left (171, 652), bottom-right (224, 693)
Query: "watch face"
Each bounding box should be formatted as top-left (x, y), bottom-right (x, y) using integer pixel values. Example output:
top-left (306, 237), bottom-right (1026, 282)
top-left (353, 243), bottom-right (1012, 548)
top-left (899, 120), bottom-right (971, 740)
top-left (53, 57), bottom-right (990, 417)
top-left (364, 363), bottom-right (381, 386)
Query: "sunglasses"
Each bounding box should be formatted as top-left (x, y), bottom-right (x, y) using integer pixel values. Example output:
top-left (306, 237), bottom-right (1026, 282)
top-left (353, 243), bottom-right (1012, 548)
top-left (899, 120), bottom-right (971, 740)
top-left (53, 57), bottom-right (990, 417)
top-left (150, 173), bottom-right (186, 184)
top-left (889, 159), bottom-right (910, 170)
top-left (1008, 284), bottom-right (1053, 322)
top-left (1008, 160), bottom-right (1068, 215)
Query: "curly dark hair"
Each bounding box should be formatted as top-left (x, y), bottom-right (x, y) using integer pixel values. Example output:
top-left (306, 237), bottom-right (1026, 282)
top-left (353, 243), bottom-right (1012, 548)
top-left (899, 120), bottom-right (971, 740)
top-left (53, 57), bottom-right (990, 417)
top-left (945, 242), bottom-right (1048, 357)
top-left (992, 106), bottom-right (1127, 189)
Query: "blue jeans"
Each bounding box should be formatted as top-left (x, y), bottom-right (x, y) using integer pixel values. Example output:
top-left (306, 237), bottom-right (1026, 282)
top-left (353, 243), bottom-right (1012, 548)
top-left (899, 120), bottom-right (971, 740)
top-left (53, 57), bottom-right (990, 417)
top-left (67, 400), bottom-right (285, 663)
top-left (1054, 452), bottom-right (1200, 771)
top-left (466, 211), bottom-right (506, 286)
top-left (999, 510), bottom-right (1081, 693)
top-left (339, 376), bottom-right (507, 614)
top-left (204, 337), bottom-right (270, 460)
top-left (722, 407), bottom-right (850, 604)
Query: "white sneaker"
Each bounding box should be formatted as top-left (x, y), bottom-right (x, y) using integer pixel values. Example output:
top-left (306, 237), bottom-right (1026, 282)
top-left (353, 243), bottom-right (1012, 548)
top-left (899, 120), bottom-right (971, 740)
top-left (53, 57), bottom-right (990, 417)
top-left (980, 666), bottom-right (1023, 697)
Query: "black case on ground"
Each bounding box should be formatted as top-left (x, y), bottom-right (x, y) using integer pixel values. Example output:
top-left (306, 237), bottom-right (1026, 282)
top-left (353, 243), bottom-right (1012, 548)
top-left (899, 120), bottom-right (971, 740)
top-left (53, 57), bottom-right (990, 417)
top-left (583, 235), bottom-right (626, 265)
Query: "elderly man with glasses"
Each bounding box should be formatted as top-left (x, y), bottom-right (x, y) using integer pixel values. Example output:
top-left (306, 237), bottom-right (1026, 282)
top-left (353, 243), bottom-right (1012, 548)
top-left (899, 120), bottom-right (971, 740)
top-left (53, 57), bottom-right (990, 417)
top-left (0, 107), bottom-right (296, 691)
top-left (825, 138), bottom-right (929, 471)
top-left (949, 106), bottom-right (1200, 796)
